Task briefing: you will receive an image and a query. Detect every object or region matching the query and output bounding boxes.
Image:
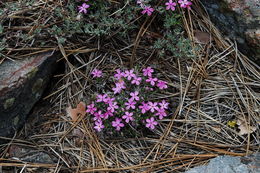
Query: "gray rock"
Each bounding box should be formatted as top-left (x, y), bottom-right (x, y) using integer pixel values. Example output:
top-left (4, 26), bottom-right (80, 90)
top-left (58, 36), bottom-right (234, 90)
top-left (186, 153), bottom-right (260, 173)
top-left (201, 0), bottom-right (260, 64)
top-left (0, 51), bottom-right (57, 139)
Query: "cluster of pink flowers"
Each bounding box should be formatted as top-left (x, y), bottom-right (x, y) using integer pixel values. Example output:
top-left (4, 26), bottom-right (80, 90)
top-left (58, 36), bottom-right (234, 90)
top-left (87, 67), bottom-right (170, 132)
top-left (137, 0), bottom-right (192, 16)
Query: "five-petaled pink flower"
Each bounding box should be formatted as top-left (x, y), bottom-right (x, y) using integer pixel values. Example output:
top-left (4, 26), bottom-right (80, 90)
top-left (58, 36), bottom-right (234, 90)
top-left (148, 102), bottom-right (159, 112)
top-left (96, 94), bottom-right (108, 103)
top-left (139, 102), bottom-right (150, 114)
top-left (125, 99), bottom-right (136, 110)
top-left (159, 100), bottom-right (169, 109)
top-left (130, 91), bottom-right (139, 101)
top-left (112, 81), bottom-right (126, 94)
top-left (122, 112), bottom-right (134, 123)
top-left (78, 3), bottom-right (90, 14)
top-left (86, 102), bottom-right (97, 114)
top-left (131, 76), bottom-right (142, 85)
top-left (91, 68), bottom-right (102, 78)
top-left (112, 118), bottom-right (125, 131)
top-left (141, 6), bottom-right (154, 16)
top-left (124, 69), bottom-right (136, 80)
top-left (107, 101), bottom-right (119, 113)
top-left (166, 0), bottom-right (177, 11)
top-left (145, 117), bottom-right (158, 129)
top-left (157, 80), bottom-right (168, 89)
top-left (142, 67), bottom-right (154, 77)
top-left (156, 108), bottom-right (167, 119)
top-left (114, 69), bottom-right (125, 80)
top-left (94, 120), bottom-right (104, 132)
top-left (146, 77), bottom-right (158, 86)
top-left (178, 0), bottom-right (192, 9)
top-left (93, 110), bottom-right (103, 121)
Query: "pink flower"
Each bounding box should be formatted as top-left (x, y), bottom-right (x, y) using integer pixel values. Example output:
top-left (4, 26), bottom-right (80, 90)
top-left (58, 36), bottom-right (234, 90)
top-left (159, 100), bottom-right (169, 109)
top-left (148, 102), bottom-right (159, 112)
top-left (107, 101), bottom-right (119, 113)
top-left (86, 102), bottom-right (97, 114)
top-left (91, 68), bottom-right (102, 78)
top-left (139, 102), bottom-right (150, 114)
top-left (145, 117), bottom-right (158, 129)
top-left (105, 97), bottom-right (115, 105)
top-left (146, 77), bottom-right (158, 86)
top-left (112, 118), bottom-right (124, 131)
top-left (142, 67), bottom-right (154, 77)
top-left (165, 0), bottom-right (177, 11)
top-left (93, 110), bottom-right (103, 121)
top-left (178, 0), bottom-right (192, 9)
top-left (124, 69), bottom-right (136, 80)
top-left (112, 81), bottom-right (126, 94)
top-left (94, 120), bottom-right (104, 132)
top-left (141, 6), bottom-right (154, 16)
top-left (114, 69), bottom-right (125, 80)
top-left (103, 110), bottom-right (113, 119)
top-left (125, 99), bottom-right (136, 110)
top-left (122, 112), bottom-right (134, 123)
top-left (157, 80), bottom-right (168, 89)
top-left (155, 108), bottom-right (167, 120)
top-left (96, 94), bottom-right (108, 102)
top-left (130, 91), bottom-right (139, 101)
top-left (131, 76), bottom-right (142, 85)
top-left (78, 3), bottom-right (90, 14)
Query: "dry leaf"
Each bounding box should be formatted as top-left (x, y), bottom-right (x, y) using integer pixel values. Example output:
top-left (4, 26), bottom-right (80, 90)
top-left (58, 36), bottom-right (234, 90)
top-left (66, 102), bottom-right (86, 122)
top-left (237, 118), bottom-right (257, 135)
top-left (194, 30), bottom-right (211, 44)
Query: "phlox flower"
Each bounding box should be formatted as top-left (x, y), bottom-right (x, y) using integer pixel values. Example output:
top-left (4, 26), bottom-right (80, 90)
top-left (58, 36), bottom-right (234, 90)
top-left (125, 99), bottom-right (136, 110)
top-left (141, 6), bottom-right (154, 16)
top-left (107, 101), bottom-right (119, 113)
top-left (112, 81), bottom-right (126, 94)
top-left (78, 3), bottom-right (90, 14)
top-left (159, 100), bottom-right (169, 109)
top-left (96, 94), bottom-right (108, 102)
top-left (142, 67), bottom-right (154, 77)
top-left (86, 102), bottom-right (97, 114)
top-left (114, 69), bottom-right (125, 80)
top-left (105, 97), bottom-right (115, 105)
top-left (112, 118), bottom-right (124, 131)
top-left (91, 68), bottom-right (102, 78)
top-left (145, 117), bottom-right (158, 129)
top-left (139, 102), bottom-right (150, 114)
top-left (156, 108), bottom-right (167, 120)
top-left (103, 110), bottom-right (113, 119)
top-left (93, 110), bottom-right (103, 121)
top-left (178, 0), bottom-right (192, 9)
top-left (131, 76), bottom-right (142, 85)
top-left (157, 80), bottom-right (168, 89)
top-left (146, 77), bottom-right (158, 86)
top-left (94, 120), bottom-right (104, 132)
top-left (122, 112), bottom-right (134, 123)
top-left (130, 91), bottom-right (139, 101)
top-left (166, 0), bottom-right (177, 11)
top-left (148, 102), bottom-right (159, 112)
top-left (124, 69), bottom-right (136, 80)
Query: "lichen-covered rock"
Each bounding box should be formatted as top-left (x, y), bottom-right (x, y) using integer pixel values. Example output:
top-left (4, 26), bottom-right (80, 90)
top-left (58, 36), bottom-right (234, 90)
top-left (0, 51), bottom-right (57, 138)
top-left (201, 0), bottom-right (260, 64)
top-left (186, 153), bottom-right (260, 173)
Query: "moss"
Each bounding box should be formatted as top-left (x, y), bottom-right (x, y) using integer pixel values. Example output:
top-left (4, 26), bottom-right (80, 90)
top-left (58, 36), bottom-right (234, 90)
top-left (13, 115), bottom-right (19, 126)
top-left (32, 78), bottom-right (43, 94)
top-left (4, 98), bottom-right (15, 109)
top-left (26, 67), bottom-right (38, 79)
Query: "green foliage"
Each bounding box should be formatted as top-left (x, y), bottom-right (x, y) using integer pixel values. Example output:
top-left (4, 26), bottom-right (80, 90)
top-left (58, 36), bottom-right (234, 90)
top-left (153, 13), bottom-right (195, 59)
